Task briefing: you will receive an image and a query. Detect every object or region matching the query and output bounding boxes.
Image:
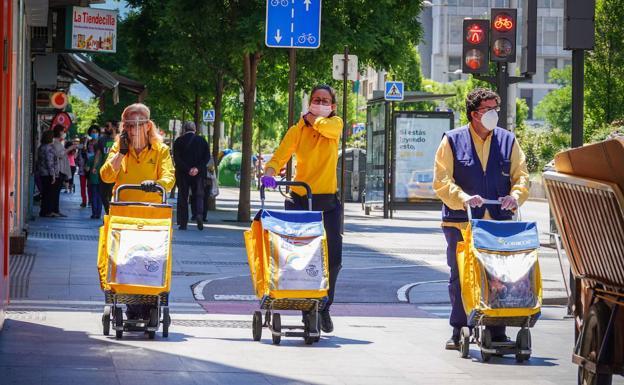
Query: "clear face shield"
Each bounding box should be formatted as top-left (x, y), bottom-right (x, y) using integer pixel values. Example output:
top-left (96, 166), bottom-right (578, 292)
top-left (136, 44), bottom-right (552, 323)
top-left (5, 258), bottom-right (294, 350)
top-left (122, 117), bottom-right (150, 150)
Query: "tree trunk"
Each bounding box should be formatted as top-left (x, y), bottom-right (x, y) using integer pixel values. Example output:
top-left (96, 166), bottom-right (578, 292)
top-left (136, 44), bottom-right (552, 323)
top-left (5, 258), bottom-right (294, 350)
top-left (207, 73), bottom-right (224, 211)
top-left (194, 94), bottom-right (201, 135)
top-left (237, 52), bottom-right (260, 222)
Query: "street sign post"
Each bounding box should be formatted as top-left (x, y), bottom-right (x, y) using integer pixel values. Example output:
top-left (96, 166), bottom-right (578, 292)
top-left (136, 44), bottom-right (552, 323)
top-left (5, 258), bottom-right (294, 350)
top-left (265, 0), bottom-right (321, 49)
top-left (384, 81), bottom-right (404, 101)
top-left (203, 109), bottom-right (215, 122)
top-left (332, 54), bottom-right (358, 81)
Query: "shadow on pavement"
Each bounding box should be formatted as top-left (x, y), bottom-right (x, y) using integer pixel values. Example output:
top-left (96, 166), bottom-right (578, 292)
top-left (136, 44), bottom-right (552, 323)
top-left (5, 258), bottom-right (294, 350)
top-left (0, 318), bottom-right (324, 385)
top-left (467, 354), bottom-right (560, 367)
top-left (209, 335), bottom-right (373, 349)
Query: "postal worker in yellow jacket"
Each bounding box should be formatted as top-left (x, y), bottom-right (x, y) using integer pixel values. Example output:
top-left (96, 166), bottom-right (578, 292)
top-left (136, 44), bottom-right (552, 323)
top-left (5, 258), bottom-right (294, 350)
top-left (433, 88), bottom-right (530, 350)
top-left (262, 85), bottom-right (343, 334)
top-left (100, 102), bottom-right (175, 320)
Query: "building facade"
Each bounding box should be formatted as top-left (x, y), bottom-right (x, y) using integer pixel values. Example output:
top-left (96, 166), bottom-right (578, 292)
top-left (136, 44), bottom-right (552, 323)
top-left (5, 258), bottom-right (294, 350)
top-left (420, 0), bottom-right (571, 119)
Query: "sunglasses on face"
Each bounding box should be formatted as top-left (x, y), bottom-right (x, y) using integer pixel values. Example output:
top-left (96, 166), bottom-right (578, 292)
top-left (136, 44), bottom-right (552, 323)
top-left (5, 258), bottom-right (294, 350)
top-left (477, 106), bottom-right (501, 114)
top-left (310, 97), bottom-right (333, 106)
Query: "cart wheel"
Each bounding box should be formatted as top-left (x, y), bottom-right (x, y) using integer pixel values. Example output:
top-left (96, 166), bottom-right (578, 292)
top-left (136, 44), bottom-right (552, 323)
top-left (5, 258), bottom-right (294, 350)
top-left (515, 328), bottom-right (531, 363)
top-left (102, 306), bottom-right (111, 336)
top-left (313, 312), bottom-right (321, 343)
top-left (272, 313), bottom-right (281, 345)
top-left (114, 306), bottom-right (123, 339)
top-left (578, 302), bottom-right (612, 385)
top-left (481, 328), bottom-right (492, 362)
top-left (162, 307), bottom-right (170, 338)
top-left (252, 311), bottom-right (263, 341)
top-left (460, 327), bottom-right (470, 359)
top-left (149, 307), bottom-right (159, 328)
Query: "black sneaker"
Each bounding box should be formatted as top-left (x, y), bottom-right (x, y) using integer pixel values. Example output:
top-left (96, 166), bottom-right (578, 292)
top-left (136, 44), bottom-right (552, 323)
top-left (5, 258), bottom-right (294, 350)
top-left (197, 218), bottom-right (204, 231)
top-left (178, 225), bottom-right (187, 230)
top-left (319, 311), bottom-right (333, 333)
top-left (445, 337), bottom-right (460, 350)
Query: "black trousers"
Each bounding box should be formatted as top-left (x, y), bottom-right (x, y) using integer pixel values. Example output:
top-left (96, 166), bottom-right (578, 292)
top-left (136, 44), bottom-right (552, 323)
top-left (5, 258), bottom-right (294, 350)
top-left (286, 193), bottom-right (343, 312)
top-left (100, 182), bottom-right (114, 214)
top-left (190, 181), bottom-right (209, 221)
top-left (39, 176), bottom-right (57, 216)
top-left (52, 175), bottom-right (63, 214)
top-left (177, 174), bottom-right (205, 226)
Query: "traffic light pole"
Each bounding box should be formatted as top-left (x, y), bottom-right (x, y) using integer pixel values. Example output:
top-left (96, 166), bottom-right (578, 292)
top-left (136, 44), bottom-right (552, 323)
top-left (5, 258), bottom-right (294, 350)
top-left (475, 65), bottom-right (531, 130)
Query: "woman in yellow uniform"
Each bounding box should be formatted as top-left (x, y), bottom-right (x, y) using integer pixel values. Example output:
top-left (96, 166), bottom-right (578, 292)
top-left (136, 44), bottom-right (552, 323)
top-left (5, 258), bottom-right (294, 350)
top-left (100, 103), bottom-right (175, 319)
top-left (262, 85), bottom-right (343, 333)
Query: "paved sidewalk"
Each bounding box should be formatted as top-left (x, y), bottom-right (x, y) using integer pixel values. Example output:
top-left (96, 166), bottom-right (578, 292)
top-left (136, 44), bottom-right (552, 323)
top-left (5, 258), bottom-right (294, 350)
top-left (0, 188), bottom-right (599, 385)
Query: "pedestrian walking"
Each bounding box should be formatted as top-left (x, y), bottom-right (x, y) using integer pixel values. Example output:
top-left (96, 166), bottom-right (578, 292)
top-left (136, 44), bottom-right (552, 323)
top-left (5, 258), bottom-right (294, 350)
top-left (85, 137), bottom-right (103, 219)
top-left (65, 139), bottom-right (78, 193)
top-left (36, 130), bottom-right (59, 217)
top-left (173, 121), bottom-right (210, 231)
top-left (51, 125), bottom-right (74, 217)
top-left (261, 84), bottom-right (343, 334)
top-left (100, 103), bottom-right (175, 320)
top-left (432, 88), bottom-right (530, 350)
top-left (96, 121), bottom-right (118, 214)
top-left (76, 136), bottom-right (88, 207)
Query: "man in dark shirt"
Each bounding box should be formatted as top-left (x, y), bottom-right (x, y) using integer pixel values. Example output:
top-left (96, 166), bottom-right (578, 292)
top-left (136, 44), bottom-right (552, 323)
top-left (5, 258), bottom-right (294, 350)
top-left (94, 121), bottom-right (118, 213)
top-left (173, 122), bottom-right (210, 230)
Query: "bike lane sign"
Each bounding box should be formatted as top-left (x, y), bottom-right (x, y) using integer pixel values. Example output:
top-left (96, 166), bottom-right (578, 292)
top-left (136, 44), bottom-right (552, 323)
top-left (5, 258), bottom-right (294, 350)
top-left (265, 0), bottom-right (321, 49)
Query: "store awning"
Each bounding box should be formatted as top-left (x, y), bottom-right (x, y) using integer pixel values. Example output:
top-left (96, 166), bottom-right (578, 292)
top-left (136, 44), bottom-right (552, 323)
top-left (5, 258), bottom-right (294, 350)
top-left (59, 53), bottom-right (146, 105)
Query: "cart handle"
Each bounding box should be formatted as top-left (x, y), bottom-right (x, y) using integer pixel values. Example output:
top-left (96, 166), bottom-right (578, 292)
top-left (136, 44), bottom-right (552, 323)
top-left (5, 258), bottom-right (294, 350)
top-left (465, 199), bottom-right (521, 222)
top-left (260, 181), bottom-right (313, 211)
top-left (114, 183), bottom-right (167, 204)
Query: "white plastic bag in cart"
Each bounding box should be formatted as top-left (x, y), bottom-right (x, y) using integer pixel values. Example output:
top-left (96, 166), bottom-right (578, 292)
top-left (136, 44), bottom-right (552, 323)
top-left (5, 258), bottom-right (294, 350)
top-left (108, 229), bottom-right (169, 287)
top-left (269, 233), bottom-right (327, 291)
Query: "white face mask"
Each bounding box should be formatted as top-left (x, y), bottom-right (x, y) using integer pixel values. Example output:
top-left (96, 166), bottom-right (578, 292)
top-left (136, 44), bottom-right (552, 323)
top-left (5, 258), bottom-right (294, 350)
top-left (480, 109), bottom-right (499, 131)
top-left (309, 103), bottom-right (333, 118)
top-left (61, 133), bottom-right (67, 139)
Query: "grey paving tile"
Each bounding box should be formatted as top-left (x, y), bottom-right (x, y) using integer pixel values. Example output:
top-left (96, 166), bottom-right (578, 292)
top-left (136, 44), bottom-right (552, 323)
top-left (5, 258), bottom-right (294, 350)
top-left (117, 370), bottom-right (199, 385)
top-left (42, 368), bottom-right (120, 385)
top-left (0, 366), bottom-right (43, 385)
top-left (111, 348), bottom-right (186, 371)
top-left (189, 372), bottom-right (273, 385)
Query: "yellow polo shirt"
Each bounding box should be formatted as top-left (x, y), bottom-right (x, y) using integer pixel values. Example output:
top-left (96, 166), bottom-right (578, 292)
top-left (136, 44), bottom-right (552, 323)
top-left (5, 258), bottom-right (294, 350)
top-left (100, 141), bottom-right (175, 203)
top-left (266, 116), bottom-right (343, 197)
top-left (433, 124), bottom-right (530, 229)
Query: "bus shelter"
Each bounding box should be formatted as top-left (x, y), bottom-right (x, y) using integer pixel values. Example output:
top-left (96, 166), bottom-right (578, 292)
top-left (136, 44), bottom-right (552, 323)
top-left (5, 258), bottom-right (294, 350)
top-left (364, 91), bottom-right (455, 218)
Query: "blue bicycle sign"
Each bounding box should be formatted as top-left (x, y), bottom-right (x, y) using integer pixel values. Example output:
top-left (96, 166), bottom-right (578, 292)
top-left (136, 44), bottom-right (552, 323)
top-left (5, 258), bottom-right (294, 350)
top-left (265, 0), bottom-right (321, 49)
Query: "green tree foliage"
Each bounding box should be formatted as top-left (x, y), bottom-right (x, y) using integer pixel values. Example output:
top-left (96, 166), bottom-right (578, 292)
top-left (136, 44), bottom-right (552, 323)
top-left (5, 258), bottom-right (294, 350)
top-left (388, 45), bottom-right (424, 92)
top-left (585, 0), bottom-right (624, 131)
top-left (534, 66), bottom-right (572, 133)
top-left (69, 96), bottom-right (100, 135)
top-left (113, 0), bottom-right (424, 220)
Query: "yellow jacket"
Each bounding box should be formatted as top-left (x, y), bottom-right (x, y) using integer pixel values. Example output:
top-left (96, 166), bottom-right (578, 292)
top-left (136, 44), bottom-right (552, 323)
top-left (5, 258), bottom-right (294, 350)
top-left (433, 124), bottom-right (530, 229)
top-left (100, 141), bottom-right (175, 203)
top-left (266, 116), bottom-right (343, 196)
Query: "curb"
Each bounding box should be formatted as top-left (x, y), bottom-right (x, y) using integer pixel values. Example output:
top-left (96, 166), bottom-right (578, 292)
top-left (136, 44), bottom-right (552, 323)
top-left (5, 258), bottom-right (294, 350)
top-left (543, 296), bottom-right (570, 306)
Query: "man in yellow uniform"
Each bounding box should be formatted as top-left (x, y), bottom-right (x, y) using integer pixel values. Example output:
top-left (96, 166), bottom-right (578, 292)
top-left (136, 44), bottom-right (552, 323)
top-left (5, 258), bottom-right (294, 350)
top-left (433, 88), bottom-right (530, 350)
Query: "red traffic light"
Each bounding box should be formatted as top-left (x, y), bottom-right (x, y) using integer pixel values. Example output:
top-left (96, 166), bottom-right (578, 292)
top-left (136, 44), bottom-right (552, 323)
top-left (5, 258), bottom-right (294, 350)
top-left (466, 24), bottom-right (485, 45)
top-left (464, 49), bottom-right (485, 70)
top-left (462, 19), bottom-right (489, 74)
top-left (493, 13), bottom-right (514, 32)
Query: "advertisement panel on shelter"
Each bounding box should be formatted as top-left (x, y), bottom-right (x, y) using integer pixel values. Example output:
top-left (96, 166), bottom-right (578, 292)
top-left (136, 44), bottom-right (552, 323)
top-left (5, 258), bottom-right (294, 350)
top-left (66, 6), bottom-right (118, 53)
top-left (393, 112), bottom-right (453, 201)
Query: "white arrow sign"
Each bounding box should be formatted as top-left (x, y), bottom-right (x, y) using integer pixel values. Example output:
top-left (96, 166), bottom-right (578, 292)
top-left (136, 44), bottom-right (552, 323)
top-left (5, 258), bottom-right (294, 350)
top-left (275, 29), bottom-right (282, 43)
top-left (304, 0), bottom-right (311, 11)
